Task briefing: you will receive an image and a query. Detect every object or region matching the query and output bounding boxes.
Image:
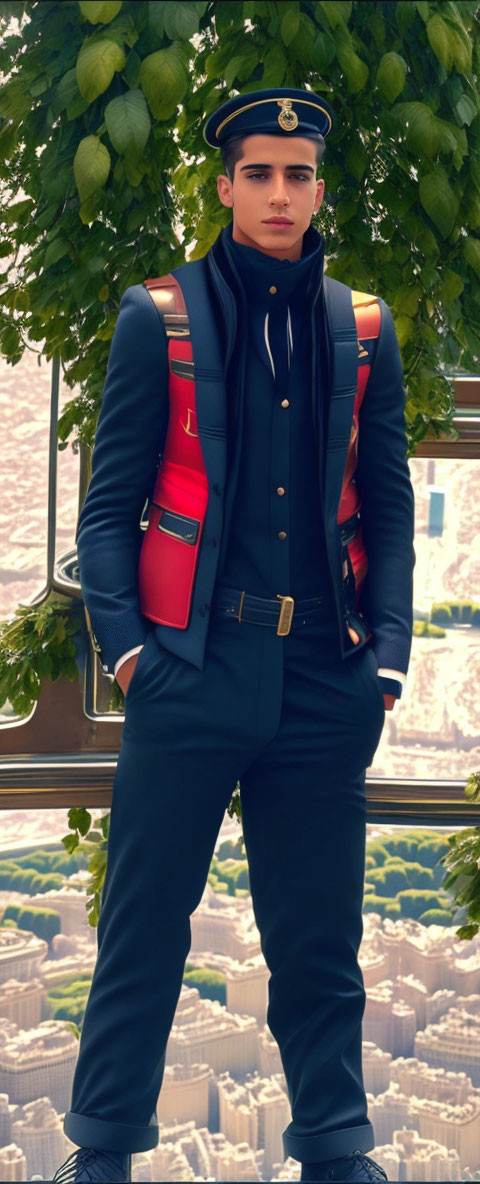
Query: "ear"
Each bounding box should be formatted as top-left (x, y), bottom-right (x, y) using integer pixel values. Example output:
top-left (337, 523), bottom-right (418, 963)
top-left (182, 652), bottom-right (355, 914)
top-left (217, 174), bottom-right (233, 209)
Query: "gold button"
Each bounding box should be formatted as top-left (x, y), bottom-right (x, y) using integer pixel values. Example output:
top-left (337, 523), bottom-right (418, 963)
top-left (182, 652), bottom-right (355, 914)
top-left (278, 530), bottom-right (287, 540)
top-left (277, 486), bottom-right (285, 496)
top-left (281, 398), bottom-right (289, 408)
top-left (269, 285), bottom-right (277, 294)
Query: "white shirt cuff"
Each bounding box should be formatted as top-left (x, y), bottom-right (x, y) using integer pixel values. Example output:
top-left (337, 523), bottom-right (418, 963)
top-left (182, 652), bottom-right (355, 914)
top-left (114, 645), bottom-right (144, 678)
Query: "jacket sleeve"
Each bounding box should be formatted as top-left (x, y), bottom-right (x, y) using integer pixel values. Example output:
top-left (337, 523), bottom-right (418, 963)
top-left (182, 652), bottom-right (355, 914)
top-left (75, 284), bottom-right (169, 677)
top-left (355, 296), bottom-right (416, 684)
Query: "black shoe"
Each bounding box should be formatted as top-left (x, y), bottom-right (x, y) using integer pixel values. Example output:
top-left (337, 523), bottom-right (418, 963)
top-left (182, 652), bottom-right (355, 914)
top-left (301, 1149), bottom-right (389, 1182)
top-left (51, 1146), bottom-right (132, 1182)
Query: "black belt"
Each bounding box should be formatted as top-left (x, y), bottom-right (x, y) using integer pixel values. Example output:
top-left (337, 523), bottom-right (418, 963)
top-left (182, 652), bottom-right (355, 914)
top-left (211, 586), bottom-right (335, 636)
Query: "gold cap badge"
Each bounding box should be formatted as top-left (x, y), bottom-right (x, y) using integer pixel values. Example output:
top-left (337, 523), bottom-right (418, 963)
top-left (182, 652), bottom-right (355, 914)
top-left (277, 99), bottom-right (299, 132)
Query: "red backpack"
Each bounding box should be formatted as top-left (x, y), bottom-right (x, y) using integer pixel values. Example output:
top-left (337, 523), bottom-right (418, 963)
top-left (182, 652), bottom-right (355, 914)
top-left (139, 272), bottom-right (381, 641)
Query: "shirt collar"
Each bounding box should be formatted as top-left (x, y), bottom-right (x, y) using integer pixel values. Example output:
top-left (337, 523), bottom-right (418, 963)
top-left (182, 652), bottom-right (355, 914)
top-left (220, 219), bottom-right (325, 305)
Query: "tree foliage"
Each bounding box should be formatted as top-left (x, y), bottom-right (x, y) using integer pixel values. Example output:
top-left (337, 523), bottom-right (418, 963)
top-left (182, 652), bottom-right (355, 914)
top-left (0, 0), bottom-right (479, 456)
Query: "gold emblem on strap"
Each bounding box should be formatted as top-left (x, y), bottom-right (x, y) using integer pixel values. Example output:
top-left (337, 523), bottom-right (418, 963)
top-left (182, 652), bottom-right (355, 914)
top-left (181, 408), bottom-right (198, 437)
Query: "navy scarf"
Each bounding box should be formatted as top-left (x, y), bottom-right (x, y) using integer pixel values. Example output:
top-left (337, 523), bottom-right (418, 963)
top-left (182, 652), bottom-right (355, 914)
top-left (207, 219), bottom-right (328, 468)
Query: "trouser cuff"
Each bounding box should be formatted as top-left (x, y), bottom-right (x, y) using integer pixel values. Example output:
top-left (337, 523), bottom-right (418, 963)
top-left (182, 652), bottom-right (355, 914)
top-left (283, 1120), bottom-right (375, 1163)
top-left (64, 1109), bottom-right (159, 1153)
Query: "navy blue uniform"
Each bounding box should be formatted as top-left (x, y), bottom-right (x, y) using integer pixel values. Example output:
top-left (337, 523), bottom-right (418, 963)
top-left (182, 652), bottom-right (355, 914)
top-left (64, 223), bottom-right (414, 1166)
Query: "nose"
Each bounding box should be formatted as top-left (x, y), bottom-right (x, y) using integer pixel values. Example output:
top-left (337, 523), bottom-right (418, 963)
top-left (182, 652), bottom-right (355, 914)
top-left (266, 172), bottom-right (290, 203)
top-left (270, 184), bottom-right (290, 205)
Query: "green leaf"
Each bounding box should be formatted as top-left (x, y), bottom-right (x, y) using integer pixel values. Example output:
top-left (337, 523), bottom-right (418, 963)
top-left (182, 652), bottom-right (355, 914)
top-left (53, 68), bottom-right (85, 116)
top-left (73, 134), bottom-right (111, 201)
top-left (442, 12), bottom-right (472, 77)
top-left (317, 1), bottom-right (352, 28)
top-left (395, 2), bottom-right (416, 34)
top-left (1, 323), bottom-right (21, 356)
top-left (163, 1), bottom-right (201, 40)
top-left (454, 94), bottom-right (478, 125)
top-left (463, 236), bottom-right (480, 278)
top-left (101, 10), bottom-right (139, 51)
top-left (437, 269), bottom-right (464, 303)
top-left (147, 0), bottom-right (165, 38)
top-left (285, 12), bottom-right (316, 62)
top-left (311, 29), bottom-right (336, 72)
top-left (371, 179), bottom-right (415, 218)
top-left (4, 197), bottom-right (35, 225)
top-left (78, 1), bottom-right (123, 23)
top-left (44, 237), bottom-right (71, 267)
top-left (345, 139), bottom-right (368, 182)
top-left (393, 313), bottom-right (415, 348)
top-left (414, 1), bottom-right (429, 22)
top-left (391, 101), bottom-right (441, 159)
top-left (393, 284), bottom-right (422, 317)
top-left (235, 45), bottom-right (260, 82)
top-left (426, 13), bottom-right (453, 71)
top-left (462, 186), bottom-right (480, 229)
top-left (335, 197), bottom-right (357, 225)
top-left (280, 7), bottom-right (300, 46)
top-left (139, 47), bottom-right (188, 119)
top-left (124, 155), bottom-right (147, 185)
top-left (12, 287), bottom-right (30, 311)
top-left (366, 9), bottom-right (386, 51)
top-left (62, 833), bottom-right (80, 854)
top-left (435, 117), bottom-right (467, 170)
top-left (69, 806), bottom-right (92, 835)
top-left (334, 24), bottom-right (369, 93)
top-left (455, 923), bottom-right (479, 939)
top-left (86, 256), bottom-right (106, 274)
top-left (123, 48), bottom-right (142, 88)
top-left (29, 77), bottom-right (48, 97)
top-left (415, 222), bottom-right (441, 259)
top-left (76, 36), bottom-right (126, 104)
top-left (419, 167), bottom-right (459, 238)
top-left (262, 42), bottom-right (287, 87)
top-left (223, 54), bottom-right (244, 89)
top-left (376, 52), bottom-right (407, 103)
top-left (104, 88), bottom-right (151, 156)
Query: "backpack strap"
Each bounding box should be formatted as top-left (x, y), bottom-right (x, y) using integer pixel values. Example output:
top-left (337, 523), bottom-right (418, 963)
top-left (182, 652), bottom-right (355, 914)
top-left (143, 273), bottom-right (190, 339)
top-left (351, 288), bottom-right (382, 356)
top-left (322, 277), bottom-right (382, 648)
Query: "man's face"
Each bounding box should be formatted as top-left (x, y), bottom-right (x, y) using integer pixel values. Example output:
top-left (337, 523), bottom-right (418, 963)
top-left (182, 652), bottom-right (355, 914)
top-left (216, 133), bottom-right (325, 262)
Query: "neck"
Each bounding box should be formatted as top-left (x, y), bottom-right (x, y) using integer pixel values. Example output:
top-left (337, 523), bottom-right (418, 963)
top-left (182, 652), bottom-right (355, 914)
top-left (231, 221), bottom-right (305, 262)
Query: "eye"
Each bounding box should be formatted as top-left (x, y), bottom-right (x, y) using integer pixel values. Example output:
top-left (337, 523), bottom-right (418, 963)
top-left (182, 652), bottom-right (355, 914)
top-left (246, 173), bottom-right (310, 181)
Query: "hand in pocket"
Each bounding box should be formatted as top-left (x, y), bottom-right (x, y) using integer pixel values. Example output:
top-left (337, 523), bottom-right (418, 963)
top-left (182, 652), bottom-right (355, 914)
top-left (115, 652), bottom-right (140, 696)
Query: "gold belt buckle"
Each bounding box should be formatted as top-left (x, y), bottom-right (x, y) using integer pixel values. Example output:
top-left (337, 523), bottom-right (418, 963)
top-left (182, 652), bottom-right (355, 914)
top-left (276, 594), bottom-right (295, 636)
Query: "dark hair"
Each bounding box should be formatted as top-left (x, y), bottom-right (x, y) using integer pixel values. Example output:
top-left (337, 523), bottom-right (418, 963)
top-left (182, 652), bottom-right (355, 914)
top-left (220, 132), bottom-right (326, 182)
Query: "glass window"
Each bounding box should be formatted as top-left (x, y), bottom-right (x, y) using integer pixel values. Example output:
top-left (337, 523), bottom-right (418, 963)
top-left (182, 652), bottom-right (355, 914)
top-left (369, 456), bottom-right (480, 783)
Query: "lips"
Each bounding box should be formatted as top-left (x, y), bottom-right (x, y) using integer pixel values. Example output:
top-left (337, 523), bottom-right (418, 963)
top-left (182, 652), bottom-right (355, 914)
top-left (263, 218), bottom-right (294, 225)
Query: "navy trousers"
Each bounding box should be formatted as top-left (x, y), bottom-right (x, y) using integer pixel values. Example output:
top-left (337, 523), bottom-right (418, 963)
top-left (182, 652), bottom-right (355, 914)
top-left (63, 603), bottom-right (385, 1164)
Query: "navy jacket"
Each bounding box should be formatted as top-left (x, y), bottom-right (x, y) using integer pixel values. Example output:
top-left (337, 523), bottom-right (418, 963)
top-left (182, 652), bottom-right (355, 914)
top-left (76, 222), bottom-right (415, 699)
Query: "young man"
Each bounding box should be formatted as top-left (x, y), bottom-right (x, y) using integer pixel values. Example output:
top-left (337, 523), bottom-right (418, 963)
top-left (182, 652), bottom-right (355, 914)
top-left (53, 87), bottom-right (415, 1183)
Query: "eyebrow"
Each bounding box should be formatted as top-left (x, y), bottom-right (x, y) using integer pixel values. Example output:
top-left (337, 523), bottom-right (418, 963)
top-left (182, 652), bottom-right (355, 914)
top-left (239, 163), bottom-right (315, 173)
